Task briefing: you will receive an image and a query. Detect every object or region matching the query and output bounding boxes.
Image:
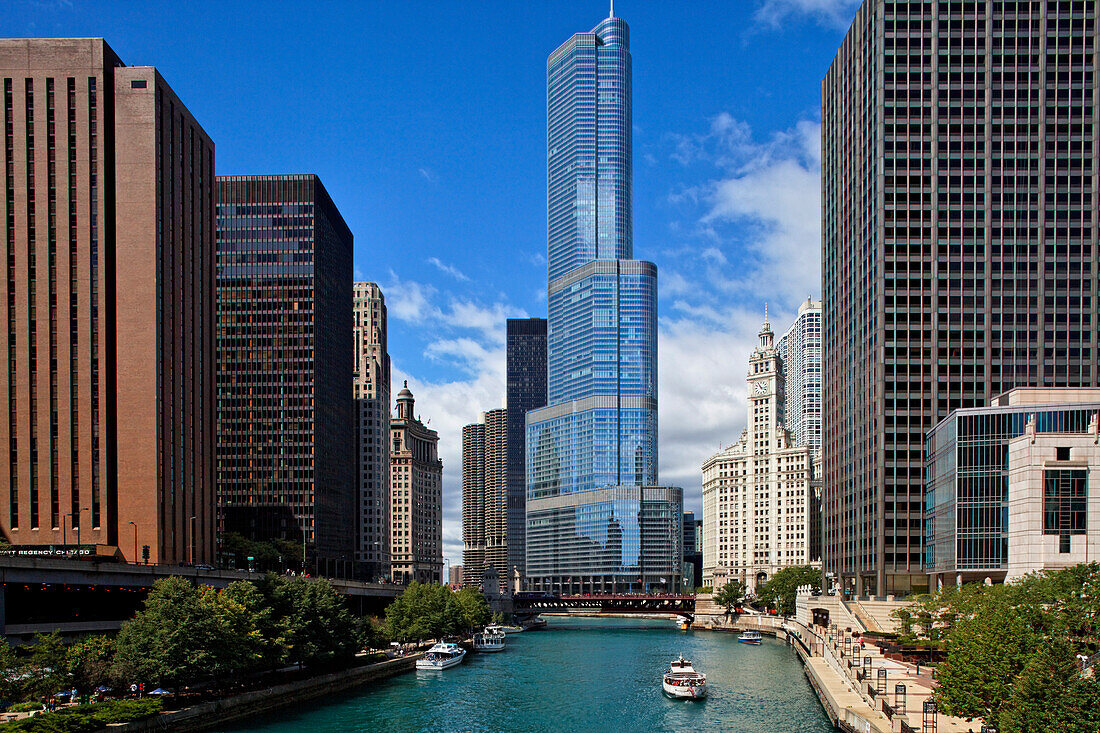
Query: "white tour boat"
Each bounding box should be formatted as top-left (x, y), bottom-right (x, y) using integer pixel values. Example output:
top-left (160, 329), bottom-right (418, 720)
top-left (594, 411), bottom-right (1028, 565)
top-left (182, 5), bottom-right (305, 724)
top-left (737, 631), bottom-right (763, 645)
top-left (416, 642), bottom-right (467, 670)
top-left (472, 625), bottom-right (506, 652)
top-left (662, 656), bottom-right (707, 699)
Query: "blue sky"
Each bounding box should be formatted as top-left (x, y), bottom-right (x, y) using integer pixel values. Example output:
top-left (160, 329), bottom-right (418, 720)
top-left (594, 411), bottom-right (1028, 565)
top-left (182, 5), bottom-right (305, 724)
top-left (7, 0), bottom-right (861, 566)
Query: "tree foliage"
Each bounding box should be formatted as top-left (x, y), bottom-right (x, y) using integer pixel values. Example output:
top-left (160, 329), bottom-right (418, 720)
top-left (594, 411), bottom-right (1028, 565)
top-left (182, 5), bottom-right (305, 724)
top-left (65, 636), bottom-right (114, 700)
top-left (112, 576), bottom-right (231, 690)
top-left (384, 581), bottom-right (490, 642)
top-left (21, 632), bottom-right (69, 701)
top-left (712, 580), bottom-right (745, 615)
top-left (998, 637), bottom-right (1100, 733)
top-left (756, 566), bottom-right (820, 616)
top-left (934, 587), bottom-right (1036, 724)
top-left (900, 563), bottom-right (1100, 730)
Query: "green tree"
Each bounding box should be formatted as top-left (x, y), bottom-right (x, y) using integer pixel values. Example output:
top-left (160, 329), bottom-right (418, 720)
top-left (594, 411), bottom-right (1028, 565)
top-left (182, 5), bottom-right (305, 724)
top-left (218, 579), bottom-right (284, 671)
top-left (66, 635), bottom-right (114, 700)
top-left (712, 580), bottom-right (745, 616)
top-left (385, 581), bottom-right (461, 642)
top-left (281, 577), bottom-right (360, 665)
top-left (934, 588), bottom-right (1036, 726)
top-left (452, 587), bottom-right (491, 632)
top-left (20, 632), bottom-right (68, 701)
top-left (0, 640), bottom-right (20, 704)
top-left (756, 566), bottom-right (820, 616)
top-left (112, 576), bottom-right (228, 690)
top-left (999, 638), bottom-right (1100, 733)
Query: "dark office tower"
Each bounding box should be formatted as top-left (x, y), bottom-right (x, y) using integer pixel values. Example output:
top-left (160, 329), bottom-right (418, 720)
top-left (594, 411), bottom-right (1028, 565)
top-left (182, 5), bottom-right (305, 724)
top-left (0, 39), bottom-right (216, 565)
top-left (462, 408), bottom-right (508, 586)
top-left (354, 282), bottom-right (390, 580)
top-left (506, 317), bottom-right (546, 579)
top-left (215, 175), bottom-right (355, 573)
top-left (823, 1), bottom-right (1100, 597)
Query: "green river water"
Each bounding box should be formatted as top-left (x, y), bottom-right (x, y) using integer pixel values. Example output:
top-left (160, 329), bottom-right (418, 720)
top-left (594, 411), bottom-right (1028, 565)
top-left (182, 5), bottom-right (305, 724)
top-left (220, 616), bottom-right (836, 733)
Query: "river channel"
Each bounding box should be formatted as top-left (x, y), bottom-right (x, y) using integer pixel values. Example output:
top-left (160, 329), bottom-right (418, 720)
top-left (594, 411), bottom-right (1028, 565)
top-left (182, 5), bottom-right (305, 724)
top-left (221, 616), bottom-right (836, 733)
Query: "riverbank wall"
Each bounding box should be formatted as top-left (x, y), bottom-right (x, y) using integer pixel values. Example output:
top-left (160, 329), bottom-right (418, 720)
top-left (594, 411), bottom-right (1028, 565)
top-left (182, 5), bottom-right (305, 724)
top-left (110, 655), bottom-right (421, 732)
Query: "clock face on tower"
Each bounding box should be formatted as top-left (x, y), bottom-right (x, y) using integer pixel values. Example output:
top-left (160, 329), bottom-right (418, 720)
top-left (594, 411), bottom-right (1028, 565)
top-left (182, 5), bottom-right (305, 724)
top-left (754, 381), bottom-right (768, 395)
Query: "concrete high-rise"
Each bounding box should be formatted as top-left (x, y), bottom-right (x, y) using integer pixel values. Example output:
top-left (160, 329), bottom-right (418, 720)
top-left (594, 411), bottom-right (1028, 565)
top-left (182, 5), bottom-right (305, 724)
top-left (462, 408), bottom-right (507, 586)
top-left (390, 383), bottom-right (443, 584)
top-left (525, 10), bottom-right (682, 593)
top-left (506, 317), bottom-right (546, 579)
top-left (215, 175), bottom-right (355, 573)
top-left (354, 282), bottom-right (390, 580)
top-left (0, 39), bottom-right (216, 565)
top-left (823, 1), bottom-right (1100, 596)
top-left (776, 298), bottom-right (822, 459)
top-left (702, 319), bottom-right (813, 594)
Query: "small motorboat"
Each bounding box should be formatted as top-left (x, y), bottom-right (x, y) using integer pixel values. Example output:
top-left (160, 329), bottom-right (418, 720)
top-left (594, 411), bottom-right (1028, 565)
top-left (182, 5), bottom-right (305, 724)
top-left (416, 642), bottom-right (467, 670)
top-left (472, 625), bottom-right (506, 652)
top-left (737, 631), bottom-right (763, 645)
top-left (498, 625), bottom-right (524, 634)
top-left (662, 656), bottom-right (707, 699)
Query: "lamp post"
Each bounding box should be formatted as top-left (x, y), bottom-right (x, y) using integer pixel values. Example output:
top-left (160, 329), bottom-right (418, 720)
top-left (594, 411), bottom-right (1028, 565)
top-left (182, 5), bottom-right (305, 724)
top-left (74, 507), bottom-right (90, 547)
top-left (128, 521), bottom-right (138, 564)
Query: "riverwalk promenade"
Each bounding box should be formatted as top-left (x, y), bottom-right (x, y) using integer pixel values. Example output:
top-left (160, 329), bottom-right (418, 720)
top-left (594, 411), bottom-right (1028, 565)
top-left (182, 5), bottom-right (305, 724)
top-left (692, 596), bottom-right (984, 733)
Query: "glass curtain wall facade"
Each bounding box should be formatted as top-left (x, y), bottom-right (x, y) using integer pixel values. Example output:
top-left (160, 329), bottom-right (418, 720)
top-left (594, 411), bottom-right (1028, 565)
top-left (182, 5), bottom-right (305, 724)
top-left (776, 298), bottom-right (822, 458)
top-left (506, 318), bottom-right (547, 578)
top-left (925, 399), bottom-right (1100, 582)
top-left (823, 1), bottom-right (1100, 597)
top-left (526, 11), bottom-right (682, 594)
top-left (215, 175), bottom-right (356, 573)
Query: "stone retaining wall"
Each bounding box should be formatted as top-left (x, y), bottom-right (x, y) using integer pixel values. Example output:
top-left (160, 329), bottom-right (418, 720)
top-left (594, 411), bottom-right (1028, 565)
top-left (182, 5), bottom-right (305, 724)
top-left (110, 655), bottom-right (419, 732)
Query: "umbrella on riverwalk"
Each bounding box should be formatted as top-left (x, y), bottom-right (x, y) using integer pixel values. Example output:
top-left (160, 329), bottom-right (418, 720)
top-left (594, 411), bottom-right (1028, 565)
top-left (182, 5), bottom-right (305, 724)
top-left (147, 688), bottom-right (171, 696)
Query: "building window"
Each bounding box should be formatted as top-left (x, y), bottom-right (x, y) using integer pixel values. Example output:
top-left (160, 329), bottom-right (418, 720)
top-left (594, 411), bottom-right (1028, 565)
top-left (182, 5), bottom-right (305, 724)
top-left (1043, 469), bottom-right (1087, 536)
top-left (130, 80), bottom-right (147, 89)
top-left (1056, 446), bottom-right (1071, 461)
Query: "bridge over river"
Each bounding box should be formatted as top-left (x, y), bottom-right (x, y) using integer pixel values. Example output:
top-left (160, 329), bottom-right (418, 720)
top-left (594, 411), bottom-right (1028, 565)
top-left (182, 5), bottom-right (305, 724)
top-left (513, 592), bottom-right (696, 622)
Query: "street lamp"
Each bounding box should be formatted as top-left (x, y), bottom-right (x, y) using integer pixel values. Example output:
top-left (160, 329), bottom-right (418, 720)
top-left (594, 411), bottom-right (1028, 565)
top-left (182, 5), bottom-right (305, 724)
top-left (128, 521), bottom-right (138, 565)
top-left (73, 507), bottom-right (90, 547)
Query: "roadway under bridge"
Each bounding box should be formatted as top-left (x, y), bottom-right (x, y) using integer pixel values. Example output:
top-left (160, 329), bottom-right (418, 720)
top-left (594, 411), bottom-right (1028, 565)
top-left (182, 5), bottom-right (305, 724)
top-left (0, 557), bottom-right (402, 643)
top-left (513, 593), bottom-right (695, 622)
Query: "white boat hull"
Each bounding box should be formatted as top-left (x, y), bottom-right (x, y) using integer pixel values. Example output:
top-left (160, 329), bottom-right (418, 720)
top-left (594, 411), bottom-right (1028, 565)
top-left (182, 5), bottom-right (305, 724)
top-left (473, 644), bottom-right (505, 652)
top-left (416, 652), bottom-right (465, 670)
top-left (663, 680), bottom-right (707, 699)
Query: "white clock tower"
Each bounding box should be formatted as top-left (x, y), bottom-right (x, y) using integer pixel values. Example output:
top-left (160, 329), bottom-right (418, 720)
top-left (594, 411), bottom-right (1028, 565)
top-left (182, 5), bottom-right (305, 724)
top-left (701, 313), bottom-right (816, 593)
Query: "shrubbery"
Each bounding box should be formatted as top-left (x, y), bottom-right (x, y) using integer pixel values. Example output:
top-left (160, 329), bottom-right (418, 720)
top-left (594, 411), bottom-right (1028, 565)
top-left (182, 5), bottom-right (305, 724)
top-left (0, 698), bottom-right (161, 732)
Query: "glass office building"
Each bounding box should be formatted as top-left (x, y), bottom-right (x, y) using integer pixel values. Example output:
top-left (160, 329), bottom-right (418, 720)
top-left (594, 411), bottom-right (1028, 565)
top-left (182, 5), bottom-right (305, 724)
top-left (925, 391), bottom-right (1100, 584)
top-left (214, 175), bottom-right (356, 573)
top-left (526, 11), bottom-right (682, 593)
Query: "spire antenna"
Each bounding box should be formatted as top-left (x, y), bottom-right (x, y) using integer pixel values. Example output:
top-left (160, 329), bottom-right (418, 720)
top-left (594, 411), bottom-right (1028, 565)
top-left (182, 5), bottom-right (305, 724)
top-left (610, 0), bottom-right (615, 17)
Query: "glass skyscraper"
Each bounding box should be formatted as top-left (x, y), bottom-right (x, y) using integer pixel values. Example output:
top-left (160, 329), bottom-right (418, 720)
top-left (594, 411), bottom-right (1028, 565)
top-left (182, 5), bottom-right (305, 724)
top-left (526, 10), bottom-right (682, 594)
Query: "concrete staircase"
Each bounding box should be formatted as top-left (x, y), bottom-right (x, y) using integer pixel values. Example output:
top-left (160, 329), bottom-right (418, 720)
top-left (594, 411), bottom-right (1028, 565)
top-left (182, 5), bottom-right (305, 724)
top-left (847, 599), bottom-right (909, 634)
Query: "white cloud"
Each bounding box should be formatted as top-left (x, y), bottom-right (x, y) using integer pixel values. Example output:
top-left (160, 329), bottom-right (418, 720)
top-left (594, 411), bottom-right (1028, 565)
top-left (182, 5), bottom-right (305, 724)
top-left (383, 272), bottom-right (440, 324)
top-left (418, 166), bottom-right (439, 183)
top-left (670, 116), bottom-right (822, 305)
top-left (653, 115), bottom-right (824, 512)
top-left (754, 0), bottom-right (860, 29)
top-left (658, 301), bottom-right (809, 513)
top-left (392, 342), bottom-right (506, 569)
top-left (427, 257), bottom-right (470, 282)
